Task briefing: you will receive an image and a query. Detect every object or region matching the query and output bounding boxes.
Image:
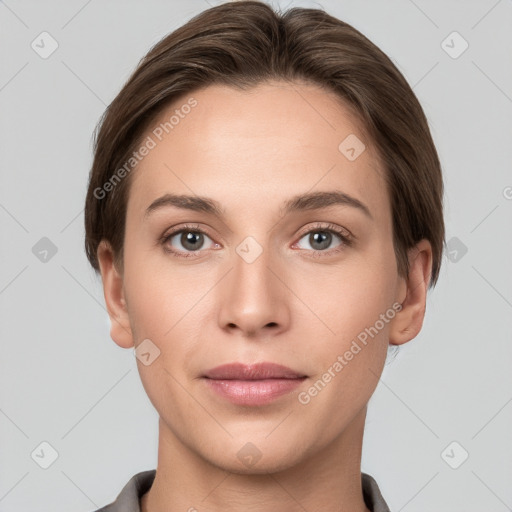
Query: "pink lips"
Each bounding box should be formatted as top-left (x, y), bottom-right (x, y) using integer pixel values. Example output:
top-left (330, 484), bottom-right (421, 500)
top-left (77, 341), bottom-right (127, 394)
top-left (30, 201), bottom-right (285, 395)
top-left (202, 362), bottom-right (307, 406)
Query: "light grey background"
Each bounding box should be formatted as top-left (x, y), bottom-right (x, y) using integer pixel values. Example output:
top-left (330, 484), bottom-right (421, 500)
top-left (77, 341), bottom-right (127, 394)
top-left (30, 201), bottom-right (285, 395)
top-left (1, 0), bottom-right (511, 511)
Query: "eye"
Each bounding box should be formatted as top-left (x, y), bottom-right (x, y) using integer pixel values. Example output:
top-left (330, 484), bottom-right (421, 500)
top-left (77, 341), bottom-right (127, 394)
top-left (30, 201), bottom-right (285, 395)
top-left (160, 222), bottom-right (353, 259)
top-left (294, 223), bottom-right (352, 255)
top-left (160, 224), bottom-right (218, 258)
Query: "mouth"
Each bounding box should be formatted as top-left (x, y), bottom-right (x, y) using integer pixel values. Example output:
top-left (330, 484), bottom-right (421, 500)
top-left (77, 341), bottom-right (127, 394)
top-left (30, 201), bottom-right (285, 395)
top-left (202, 362), bottom-right (307, 406)
top-left (203, 362), bottom-right (307, 380)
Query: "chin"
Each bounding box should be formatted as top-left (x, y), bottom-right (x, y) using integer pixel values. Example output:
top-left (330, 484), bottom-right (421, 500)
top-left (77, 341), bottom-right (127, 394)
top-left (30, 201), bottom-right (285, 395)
top-left (203, 438), bottom-right (307, 476)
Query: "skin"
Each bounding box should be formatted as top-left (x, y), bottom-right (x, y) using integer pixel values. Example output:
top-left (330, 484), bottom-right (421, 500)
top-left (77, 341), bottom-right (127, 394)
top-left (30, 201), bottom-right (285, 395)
top-left (97, 81), bottom-right (432, 512)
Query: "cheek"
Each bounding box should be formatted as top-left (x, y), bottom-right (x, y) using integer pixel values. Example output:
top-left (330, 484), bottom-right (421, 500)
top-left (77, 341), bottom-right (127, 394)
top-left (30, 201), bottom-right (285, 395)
top-left (291, 250), bottom-right (396, 392)
top-left (122, 239), bottom-right (209, 336)
top-left (294, 267), bottom-right (394, 435)
top-left (295, 256), bottom-right (395, 340)
top-left (122, 255), bottom-right (217, 385)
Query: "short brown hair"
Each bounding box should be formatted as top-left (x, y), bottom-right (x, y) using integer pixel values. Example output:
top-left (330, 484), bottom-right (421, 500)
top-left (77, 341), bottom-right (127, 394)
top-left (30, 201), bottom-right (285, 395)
top-left (84, 0), bottom-right (445, 288)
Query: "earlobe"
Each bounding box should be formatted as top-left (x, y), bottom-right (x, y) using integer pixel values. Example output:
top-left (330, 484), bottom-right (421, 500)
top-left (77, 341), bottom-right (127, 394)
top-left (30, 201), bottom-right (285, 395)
top-left (389, 239), bottom-right (433, 346)
top-left (96, 240), bottom-right (134, 349)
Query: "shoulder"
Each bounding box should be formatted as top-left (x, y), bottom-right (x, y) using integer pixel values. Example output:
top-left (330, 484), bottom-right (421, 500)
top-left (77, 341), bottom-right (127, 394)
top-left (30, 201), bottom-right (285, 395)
top-left (89, 469), bottom-right (156, 512)
top-left (361, 472), bottom-right (391, 512)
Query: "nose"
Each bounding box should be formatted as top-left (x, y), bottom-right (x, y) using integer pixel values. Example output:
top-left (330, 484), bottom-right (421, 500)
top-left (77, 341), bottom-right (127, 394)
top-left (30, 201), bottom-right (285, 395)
top-left (217, 241), bottom-right (290, 338)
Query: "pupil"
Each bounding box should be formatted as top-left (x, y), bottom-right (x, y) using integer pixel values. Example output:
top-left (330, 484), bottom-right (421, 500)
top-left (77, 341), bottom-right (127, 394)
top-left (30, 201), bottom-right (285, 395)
top-left (311, 231), bottom-right (330, 250)
top-left (183, 232), bottom-right (202, 250)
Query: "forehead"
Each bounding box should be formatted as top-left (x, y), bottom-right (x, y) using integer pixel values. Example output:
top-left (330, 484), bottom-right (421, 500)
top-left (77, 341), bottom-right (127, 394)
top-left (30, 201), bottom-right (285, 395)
top-left (128, 81), bottom-right (388, 221)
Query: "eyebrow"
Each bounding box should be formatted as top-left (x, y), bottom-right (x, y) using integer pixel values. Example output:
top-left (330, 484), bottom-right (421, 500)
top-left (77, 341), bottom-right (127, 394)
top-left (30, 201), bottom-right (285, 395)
top-left (144, 190), bottom-right (372, 220)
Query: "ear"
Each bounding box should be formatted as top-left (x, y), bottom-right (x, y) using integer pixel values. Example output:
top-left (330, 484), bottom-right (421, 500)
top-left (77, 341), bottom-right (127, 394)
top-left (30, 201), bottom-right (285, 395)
top-left (389, 239), bottom-right (433, 346)
top-left (96, 240), bottom-right (134, 349)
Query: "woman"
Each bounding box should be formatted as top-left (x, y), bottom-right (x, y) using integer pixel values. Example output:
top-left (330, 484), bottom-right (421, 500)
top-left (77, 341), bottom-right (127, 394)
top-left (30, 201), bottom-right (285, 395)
top-left (84, 1), bottom-right (445, 510)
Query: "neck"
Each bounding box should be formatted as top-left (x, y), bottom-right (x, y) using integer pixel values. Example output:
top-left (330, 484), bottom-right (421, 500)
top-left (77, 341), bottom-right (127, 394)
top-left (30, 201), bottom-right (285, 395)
top-left (141, 408), bottom-right (371, 512)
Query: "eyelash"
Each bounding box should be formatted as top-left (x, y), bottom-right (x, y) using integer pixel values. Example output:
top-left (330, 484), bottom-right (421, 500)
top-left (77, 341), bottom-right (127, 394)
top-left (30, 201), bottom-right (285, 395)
top-left (159, 222), bottom-right (353, 259)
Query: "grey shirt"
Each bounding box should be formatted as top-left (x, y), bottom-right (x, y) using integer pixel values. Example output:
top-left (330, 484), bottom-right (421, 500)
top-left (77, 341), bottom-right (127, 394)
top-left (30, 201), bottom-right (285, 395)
top-left (92, 470), bottom-right (391, 512)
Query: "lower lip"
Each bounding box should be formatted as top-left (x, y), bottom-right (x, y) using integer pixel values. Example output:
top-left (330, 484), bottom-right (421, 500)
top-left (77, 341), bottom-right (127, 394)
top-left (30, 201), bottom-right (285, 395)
top-left (203, 377), bottom-right (306, 406)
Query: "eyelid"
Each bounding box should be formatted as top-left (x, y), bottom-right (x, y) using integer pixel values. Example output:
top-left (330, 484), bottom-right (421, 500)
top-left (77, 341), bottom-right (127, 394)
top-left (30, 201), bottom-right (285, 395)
top-left (295, 221), bottom-right (353, 240)
top-left (161, 223), bottom-right (212, 241)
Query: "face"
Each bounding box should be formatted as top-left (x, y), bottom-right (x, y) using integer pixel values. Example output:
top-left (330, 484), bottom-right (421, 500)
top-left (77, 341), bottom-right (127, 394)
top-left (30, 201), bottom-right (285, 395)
top-left (108, 81), bottom-right (409, 473)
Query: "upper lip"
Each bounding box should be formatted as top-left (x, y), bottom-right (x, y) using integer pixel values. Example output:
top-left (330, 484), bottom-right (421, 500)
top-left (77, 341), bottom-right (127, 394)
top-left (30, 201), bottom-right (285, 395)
top-left (203, 362), bottom-right (306, 380)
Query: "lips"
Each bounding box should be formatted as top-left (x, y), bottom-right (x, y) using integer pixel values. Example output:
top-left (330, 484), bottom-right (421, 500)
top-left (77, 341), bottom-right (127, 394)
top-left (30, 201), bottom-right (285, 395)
top-left (203, 362), bottom-right (306, 380)
top-left (202, 362), bottom-right (307, 406)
